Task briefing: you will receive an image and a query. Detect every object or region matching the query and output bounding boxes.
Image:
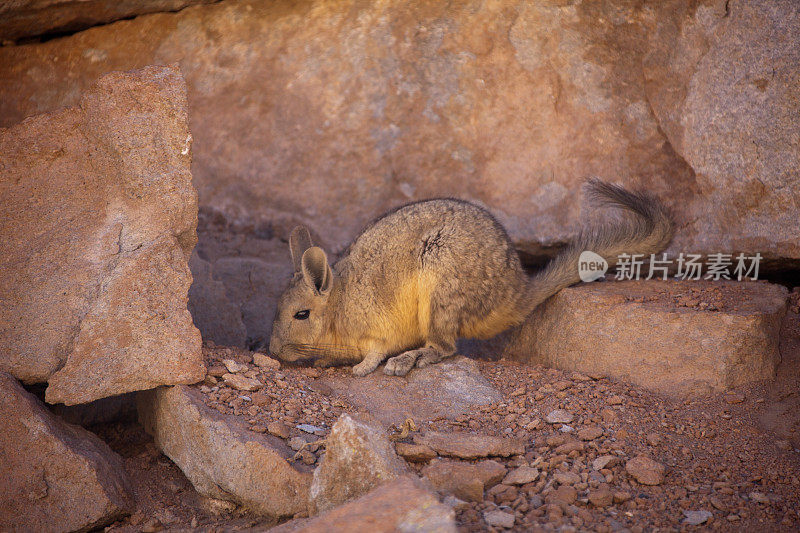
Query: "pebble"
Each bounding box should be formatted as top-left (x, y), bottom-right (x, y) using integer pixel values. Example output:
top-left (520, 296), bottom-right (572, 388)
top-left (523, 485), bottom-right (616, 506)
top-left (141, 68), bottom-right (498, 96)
top-left (607, 395), bottom-right (624, 405)
top-left (554, 472), bottom-right (581, 486)
top-left (625, 455), bottom-right (665, 485)
top-left (593, 455), bottom-right (617, 471)
top-left (546, 409), bottom-right (574, 424)
top-left (267, 421), bottom-right (291, 439)
top-left (502, 466), bottom-right (540, 485)
top-left (683, 510), bottom-right (712, 525)
top-left (578, 426), bottom-right (603, 441)
top-left (297, 423), bottom-right (326, 435)
top-left (288, 437), bottom-right (307, 451)
top-left (749, 491), bottom-right (770, 504)
top-left (253, 352), bottom-right (281, 370)
top-left (589, 487), bottom-right (614, 507)
top-left (222, 359), bottom-right (248, 374)
top-left (483, 510), bottom-right (515, 529)
top-left (222, 373), bottom-right (262, 392)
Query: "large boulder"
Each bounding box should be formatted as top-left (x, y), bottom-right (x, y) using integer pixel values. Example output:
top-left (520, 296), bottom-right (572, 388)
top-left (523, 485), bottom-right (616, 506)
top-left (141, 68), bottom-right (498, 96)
top-left (0, 65), bottom-right (205, 405)
top-left (1, 0), bottom-right (762, 261)
top-left (138, 385), bottom-right (312, 518)
top-left (0, 0), bottom-right (214, 41)
top-left (643, 0), bottom-right (800, 261)
top-left (503, 280), bottom-right (788, 396)
top-left (0, 372), bottom-right (134, 532)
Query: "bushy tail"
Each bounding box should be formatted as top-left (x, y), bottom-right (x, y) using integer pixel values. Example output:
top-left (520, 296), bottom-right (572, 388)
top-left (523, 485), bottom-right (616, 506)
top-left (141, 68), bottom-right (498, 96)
top-left (522, 179), bottom-right (674, 315)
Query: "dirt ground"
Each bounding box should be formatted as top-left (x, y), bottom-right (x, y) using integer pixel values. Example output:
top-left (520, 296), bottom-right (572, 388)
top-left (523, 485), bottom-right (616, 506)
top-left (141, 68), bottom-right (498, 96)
top-left (98, 305), bottom-right (800, 532)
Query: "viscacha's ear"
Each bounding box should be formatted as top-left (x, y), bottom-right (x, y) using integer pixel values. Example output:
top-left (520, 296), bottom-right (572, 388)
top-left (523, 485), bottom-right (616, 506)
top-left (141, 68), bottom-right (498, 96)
top-left (289, 226), bottom-right (313, 272)
top-left (301, 246), bottom-right (332, 295)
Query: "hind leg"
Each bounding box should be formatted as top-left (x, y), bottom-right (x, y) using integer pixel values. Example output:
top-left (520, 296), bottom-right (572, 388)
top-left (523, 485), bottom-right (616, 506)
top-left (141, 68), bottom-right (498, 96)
top-left (384, 315), bottom-right (457, 376)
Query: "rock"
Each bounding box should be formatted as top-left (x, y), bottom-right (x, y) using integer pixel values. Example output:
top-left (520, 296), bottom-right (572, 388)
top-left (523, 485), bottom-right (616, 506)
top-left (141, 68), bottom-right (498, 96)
top-left (422, 458), bottom-right (507, 502)
top-left (546, 409), bottom-right (574, 424)
top-left (310, 414), bottom-right (409, 514)
top-left (270, 476), bottom-right (455, 533)
top-left (222, 359), bottom-right (248, 374)
top-left (553, 472), bottom-right (581, 486)
top-left (138, 385), bottom-right (311, 517)
top-left (683, 510), bottom-right (713, 526)
top-left (0, 1), bottom-right (214, 41)
top-left (625, 455), bottom-right (666, 486)
top-left (554, 441), bottom-right (584, 455)
top-left (320, 356), bottom-right (501, 427)
top-left (589, 487), bottom-right (614, 508)
top-left (0, 66), bottom-right (204, 405)
top-left (578, 426), bottom-right (603, 441)
top-left (0, 372), bottom-right (134, 532)
top-left (413, 431), bottom-right (525, 460)
top-left (187, 253), bottom-right (247, 348)
top-left (643, 0), bottom-right (800, 262)
top-left (749, 491), bottom-right (770, 504)
top-left (222, 373), bottom-right (262, 392)
top-left (547, 485), bottom-right (577, 505)
top-left (395, 442), bottom-right (437, 463)
top-left (483, 509), bottom-right (515, 529)
top-left (504, 281), bottom-right (788, 396)
top-left (502, 466), bottom-right (540, 486)
top-left (0, 1), bottom-right (700, 262)
top-left (254, 352), bottom-right (281, 370)
top-left (288, 437), bottom-right (308, 452)
top-left (593, 455), bottom-right (617, 471)
top-left (267, 421), bottom-right (291, 439)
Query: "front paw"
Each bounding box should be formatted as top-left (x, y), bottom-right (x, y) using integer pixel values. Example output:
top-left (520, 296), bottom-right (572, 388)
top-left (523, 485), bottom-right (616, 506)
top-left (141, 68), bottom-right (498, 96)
top-left (352, 360), bottom-right (377, 377)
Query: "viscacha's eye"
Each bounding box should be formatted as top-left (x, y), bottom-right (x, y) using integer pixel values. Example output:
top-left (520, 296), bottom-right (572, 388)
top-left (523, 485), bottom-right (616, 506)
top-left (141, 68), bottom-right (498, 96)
top-left (293, 309), bottom-right (310, 320)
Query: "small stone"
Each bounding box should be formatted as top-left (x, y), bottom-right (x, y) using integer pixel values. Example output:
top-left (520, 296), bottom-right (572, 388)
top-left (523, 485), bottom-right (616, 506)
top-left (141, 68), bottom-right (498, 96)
top-left (578, 426), bottom-right (603, 441)
top-left (267, 421), bottom-right (291, 439)
top-left (593, 455), bottom-right (617, 471)
top-left (613, 491), bottom-right (632, 504)
top-left (222, 373), bottom-right (261, 392)
top-left (253, 352), bottom-right (280, 370)
top-left (288, 437), bottom-right (307, 451)
top-left (297, 424), bottom-right (325, 435)
top-left (502, 466), bottom-right (540, 485)
top-left (646, 432), bottom-right (662, 446)
top-left (749, 491), bottom-right (770, 504)
top-left (207, 364), bottom-right (227, 377)
top-left (559, 424), bottom-right (574, 433)
top-left (683, 510), bottom-right (712, 525)
top-left (395, 442), bottom-right (437, 463)
top-left (555, 441), bottom-right (584, 455)
top-left (553, 472), bottom-right (581, 485)
top-left (625, 455), bottom-right (665, 485)
top-left (298, 450), bottom-right (316, 465)
top-left (422, 459), bottom-right (507, 502)
top-left (546, 410), bottom-right (573, 424)
top-left (607, 395), bottom-right (624, 405)
top-left (222, 359), bottom-right (248, 374)
top-left (483, 509), bottom-right (515, 529)
top-left (776, 439), bottom-right (792, 451)
top-left (589, 487), bottom-right (614, 507)
top-left (548, 485), bottom-right (577, 505)
top-left (724, 392), bottom-right (745, 404)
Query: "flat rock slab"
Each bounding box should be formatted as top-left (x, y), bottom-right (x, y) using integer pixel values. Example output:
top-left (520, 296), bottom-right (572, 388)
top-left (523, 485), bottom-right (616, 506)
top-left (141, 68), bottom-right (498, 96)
top-left (319, 356), bottom-right (502, 427)
top-left (137, 385), bottom-right (311, 518)
top-left (0, 65), bottom-right (204, 405)
top-left (422, 458), bottom-right (507, 502)
top-left (503, 280), bottom-right (788, 396)
top-left (0, 372), bottom-right (134, 532)
top-left (270, 476), bottom-right (455, 533)
top-left (413, 431), bottom-right (526, 460)
top-left (310, 414), bottom-right (409, 514)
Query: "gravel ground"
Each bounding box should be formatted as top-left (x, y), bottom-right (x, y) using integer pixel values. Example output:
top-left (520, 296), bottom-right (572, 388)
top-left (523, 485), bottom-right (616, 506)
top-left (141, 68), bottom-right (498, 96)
top-left (99, 308), bottom-right (800, 532)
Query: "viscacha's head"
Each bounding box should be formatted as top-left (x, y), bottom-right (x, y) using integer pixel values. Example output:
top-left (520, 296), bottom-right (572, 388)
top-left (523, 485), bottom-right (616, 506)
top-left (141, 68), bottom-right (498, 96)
top-left (268, 226), bottom-right (333, 364)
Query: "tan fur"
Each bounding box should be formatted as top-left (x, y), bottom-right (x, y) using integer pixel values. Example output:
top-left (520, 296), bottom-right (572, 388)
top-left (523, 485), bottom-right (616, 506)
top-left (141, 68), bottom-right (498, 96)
top-left (268, 180), bottom-right (673, 376)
